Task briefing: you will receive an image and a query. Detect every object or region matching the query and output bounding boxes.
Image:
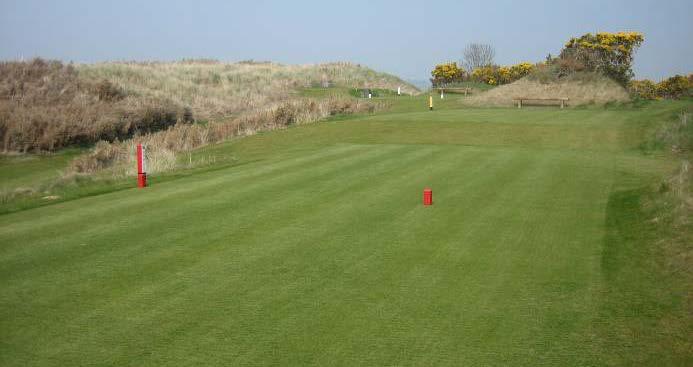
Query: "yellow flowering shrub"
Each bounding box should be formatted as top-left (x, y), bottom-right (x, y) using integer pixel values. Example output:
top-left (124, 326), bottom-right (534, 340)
top-left (510, 62), bottom-right (534, 80)
top-left (430, 62), bottom-right (465, 86)
top-left (629, 75), bottom-right (691, 100)
top-left (471, 66), bottom-right (496, 85)
top-left (656, 75), bottom-right (690, 99)
top-left (564, 32), bottom-right (644, 52)
top-left (471, 62), bottom-right (535, 85)
top-left (497, 67), bottom-right (511, 84)
top-left (561, 32), bottom-right (644, 85)
top-left (628, 79), bottom-right (658, 100)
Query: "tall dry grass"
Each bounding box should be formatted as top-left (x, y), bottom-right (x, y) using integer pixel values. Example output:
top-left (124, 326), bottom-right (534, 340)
top-left (0, 59), bottom-right (191, 152)
top-left (78, 61), bottom-right (417, 120)
top-left (67, 97), bottom-right (385, 177)
top-left (464, 72), bottom-right (630, 107)
top-left (1, 59), bottom-right (416, 153)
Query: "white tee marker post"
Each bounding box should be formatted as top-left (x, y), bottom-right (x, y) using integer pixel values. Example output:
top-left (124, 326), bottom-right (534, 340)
top-left (397, 86), bottom-right (401, 96)
top-left (137, 143), bottom-right (147, 188)
top-left (440, 89), bottom-right (444, 99)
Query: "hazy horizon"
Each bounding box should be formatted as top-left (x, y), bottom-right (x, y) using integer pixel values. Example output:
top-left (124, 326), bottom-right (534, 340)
top-left (1, 0), bottom-right (691, 83)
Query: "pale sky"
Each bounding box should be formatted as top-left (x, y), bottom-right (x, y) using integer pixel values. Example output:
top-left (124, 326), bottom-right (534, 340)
top-left (1, 0), bottom-right (691, 82)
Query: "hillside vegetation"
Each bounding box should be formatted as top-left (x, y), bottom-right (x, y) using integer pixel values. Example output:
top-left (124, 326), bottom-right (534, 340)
top-left (0, 59), bottom-right (190, 152)
top-left (78, 60), bottom-right (418, 120)
top-left (68, 97), bottom-right (384, 177)
top-left (464, 72), bottom-right (630, 107)
top-left (0, 59), bottom-right (417, 153)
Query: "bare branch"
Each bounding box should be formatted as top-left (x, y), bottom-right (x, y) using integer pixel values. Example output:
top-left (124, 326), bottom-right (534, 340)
top-left (463, 43), bottom-right (496, 71)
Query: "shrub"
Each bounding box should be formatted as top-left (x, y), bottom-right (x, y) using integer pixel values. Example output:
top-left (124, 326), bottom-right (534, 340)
top-left (430, 62), bottom-right (465, 87)
top-left (471, 66), bottom-right (498, 85)
top-left (554, 55), bottom-right (587, 77)
top-left (630, 75), bottom-right (691, 100)
top-left (629, 79), bottom-right (658, 99)
top-left (509, 62), bottom-right (535, 81)
top-left (560, 32), bottom-right (644, 85)
top-left (470, 62), bottom-right (535, 85)
top-left (656, 75), bottom-right (690, 99)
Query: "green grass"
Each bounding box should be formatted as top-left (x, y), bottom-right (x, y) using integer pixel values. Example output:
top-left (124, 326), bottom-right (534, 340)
top-left (1, 98), bottom-right (691, 365)
top-left (0, 148), bottom-right (83, 190)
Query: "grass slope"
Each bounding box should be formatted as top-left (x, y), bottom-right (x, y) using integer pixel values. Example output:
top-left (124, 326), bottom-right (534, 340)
top-left (0, 149), bottom-right (83, 190)
top-left (0, 98), bottom-right (690, 365)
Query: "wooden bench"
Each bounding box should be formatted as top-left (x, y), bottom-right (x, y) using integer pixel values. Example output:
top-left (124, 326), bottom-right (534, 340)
top-left (513, 97), bottom-right (569, 109)
top-left (437, 87), bottom-right (472, 96)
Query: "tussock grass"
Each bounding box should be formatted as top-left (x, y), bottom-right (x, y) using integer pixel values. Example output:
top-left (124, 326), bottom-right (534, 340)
top-left (67, 97), bottom-right (385, 177)
top-left (78, 61), bottom-right (417, 120)
top-left (464, 72), bottom-right (630, 107)
top-left (0, 59), bottom-right (416, 153)
top-left (0, 59), bottom-right (191, 152)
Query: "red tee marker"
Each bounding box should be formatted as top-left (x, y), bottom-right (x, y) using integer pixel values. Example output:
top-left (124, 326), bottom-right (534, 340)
top-left (423, 188), bottom-right (432, 206)
top-left (137, 143), bottom-right (147, 188)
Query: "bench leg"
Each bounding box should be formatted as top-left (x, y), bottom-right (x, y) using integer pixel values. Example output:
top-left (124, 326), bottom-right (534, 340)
top-left (560, 100), bottom-right (564, 109)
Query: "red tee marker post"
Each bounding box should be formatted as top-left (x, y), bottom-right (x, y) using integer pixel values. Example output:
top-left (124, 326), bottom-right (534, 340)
top-left (136, 143), bottom-right (147, 188)
top-left (423, 188), bottom-right (433, 206)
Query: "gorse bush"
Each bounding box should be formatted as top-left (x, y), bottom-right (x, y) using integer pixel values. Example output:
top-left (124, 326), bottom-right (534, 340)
top-left (430, 62), bottom-right (465, 87)
top-left (430, 61), bottom-right (535, 87)
top-left (629, 79), bottom-right (659, 100)
top-left (656, 75), bottom-right (691, 99)
top-left (470, 66), bottom-right (496, 85)
top-left (469, 32), bottom-right (646, 87)
top-left (506, 63), bottom-right (534, 83)
top-left (629, 74), bottom-right (692, 100)
top-left (430, 31), bottom-right (645, 89)
top-left (470, 62), bottom-right (535, 85)
top-left (560, 32), bottom-right (644, 86)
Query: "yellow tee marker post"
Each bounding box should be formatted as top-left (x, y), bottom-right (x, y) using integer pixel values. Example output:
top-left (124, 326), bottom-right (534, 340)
top-left (429, 95), bottom-right (433, 111)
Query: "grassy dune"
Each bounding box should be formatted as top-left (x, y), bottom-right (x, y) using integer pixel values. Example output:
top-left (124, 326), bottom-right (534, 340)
top-left (465, 72), bottom-right (630, 107)
top-left (1, 95), bottom-right (690, 365)
top-left (79, 61), bottom-right (419, 120)
top-left (0, 59), bottom-right (417, 153)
